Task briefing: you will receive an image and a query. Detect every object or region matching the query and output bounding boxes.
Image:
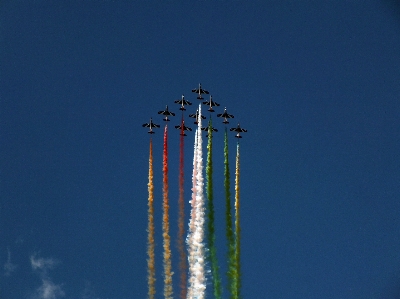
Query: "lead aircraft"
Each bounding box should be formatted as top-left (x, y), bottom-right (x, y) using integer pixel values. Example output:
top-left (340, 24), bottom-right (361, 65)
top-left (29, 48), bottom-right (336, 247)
top-left (192, 83), bottom-right (209, 100)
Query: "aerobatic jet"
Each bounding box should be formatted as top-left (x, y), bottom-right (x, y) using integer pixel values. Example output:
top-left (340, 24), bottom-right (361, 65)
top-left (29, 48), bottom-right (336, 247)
top-left (175, 120), bottom-right (192, 136)
top-left (142, 118), bottom-right (160, 134)
top-left (201, 125), bottom-right (218, 138)
top-left (192, 83), bottom-right (209, 100)
top-left (217, 107), bottom-right (234, 124)
top-left (189, 108), bottom-right (206, 124)
top-left (158, 105), bottom-right (175, 121)
top-left (174, 94), bottom-right (192, 111)
top-left (202, 95), bottom-right (220, 112)
top-left (230, 123), bottom-right (247, 138)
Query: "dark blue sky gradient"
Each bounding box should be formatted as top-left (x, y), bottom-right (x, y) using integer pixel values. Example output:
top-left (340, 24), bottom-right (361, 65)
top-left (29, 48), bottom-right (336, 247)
top-left (1, 1), bottom-right (400, 298)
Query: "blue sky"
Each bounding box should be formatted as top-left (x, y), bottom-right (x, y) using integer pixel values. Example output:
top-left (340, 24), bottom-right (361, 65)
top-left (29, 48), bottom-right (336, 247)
top-left (1, 1), bottom-right (400, 298)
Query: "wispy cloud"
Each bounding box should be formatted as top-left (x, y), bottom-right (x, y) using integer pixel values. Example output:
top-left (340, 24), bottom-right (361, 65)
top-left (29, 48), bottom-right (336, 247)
top-left (28, 253), bottom-right (107, 299)
top-left (33, 279), bottom-right (65, 299)
top-left (30, 253), bottom-right (65, 299)
top-left (30, 253), bottom-right (59, 273)
top-left (3, 248), bottom-right (18, 276)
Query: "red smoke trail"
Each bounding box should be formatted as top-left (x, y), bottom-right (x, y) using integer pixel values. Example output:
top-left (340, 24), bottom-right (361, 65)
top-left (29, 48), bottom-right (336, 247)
top-left (162, 125), bottom-right (173, 299)
top-left (147, 139), bottom-right (156, 299)
top-left (178, 117), bottom-right (187, 299)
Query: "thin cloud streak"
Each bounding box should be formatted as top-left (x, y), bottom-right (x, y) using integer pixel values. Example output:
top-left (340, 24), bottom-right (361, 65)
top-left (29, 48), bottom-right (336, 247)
top-left (3, 248), bottom-right (18, 276)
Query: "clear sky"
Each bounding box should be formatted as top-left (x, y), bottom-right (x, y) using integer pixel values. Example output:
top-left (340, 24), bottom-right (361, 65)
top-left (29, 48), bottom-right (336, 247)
top-left (1, 1), bottom-right (400, 299)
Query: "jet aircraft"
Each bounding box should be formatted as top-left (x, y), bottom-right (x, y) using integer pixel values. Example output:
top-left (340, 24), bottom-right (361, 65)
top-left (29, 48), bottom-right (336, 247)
top-left (158, 105), bottom-right (175, 121)
top-left (142, 118), bottom-right (160, 134)
top-left (175, 120), bottom-right (192, 136)
top-left (230, 123), bottom-right (247, 138)
top-left (217, 107), bottom-right (234, 124)
top-left (202, 95), bottom-right (220, 112)
top-left (201, 125), bottom-right (218, 138)
top-left (189, 108), bottom-right (206, 124)
top-left (174, 94), bottom-right (192, 111)
top-left (192, 83), bottom-right (209, 100)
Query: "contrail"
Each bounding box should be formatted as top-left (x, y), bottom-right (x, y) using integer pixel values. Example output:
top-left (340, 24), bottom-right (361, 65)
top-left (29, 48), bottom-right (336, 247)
top-left (235, 142), bottom-right (242, 299)
top-left (147, 139), bottom-right (156, 299)
top-left (187, 104), bottom-right (206, 299)
top-left (162, 125), bottom-right (173, 299)
top-left (206, 118), bottom-right (222, 299)
top-left (178, 117), bottom-right (187, 299)
top-left (224, 128), bottom-right (236, 299)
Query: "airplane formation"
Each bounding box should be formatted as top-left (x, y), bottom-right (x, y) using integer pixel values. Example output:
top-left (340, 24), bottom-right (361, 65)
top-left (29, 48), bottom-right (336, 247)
top-left (142, 83), bottom-right (247, 138)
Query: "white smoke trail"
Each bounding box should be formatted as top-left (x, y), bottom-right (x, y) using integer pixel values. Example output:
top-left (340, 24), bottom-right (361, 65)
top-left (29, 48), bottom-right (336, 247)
top-left (186, 125), bottom-right (198, 299)
top-left (187, 104), bottom-right (206, 299)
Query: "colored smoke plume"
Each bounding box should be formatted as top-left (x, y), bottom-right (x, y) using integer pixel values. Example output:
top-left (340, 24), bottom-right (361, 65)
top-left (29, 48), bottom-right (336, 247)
top-left (162, 126), bottom-right (173, 299)
top-left (147, 139), bottom-right (156, 299)
top-left (206, 119), bottom-right (222, 299)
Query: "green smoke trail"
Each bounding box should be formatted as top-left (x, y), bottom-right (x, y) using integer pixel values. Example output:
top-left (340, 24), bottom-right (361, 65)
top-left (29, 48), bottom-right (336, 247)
top-left (224, 128), bottom-right (237, 299)
top-left (206, 119), bottom-right (222, 299)
top-left (235, 142), bottom-right (242, 299)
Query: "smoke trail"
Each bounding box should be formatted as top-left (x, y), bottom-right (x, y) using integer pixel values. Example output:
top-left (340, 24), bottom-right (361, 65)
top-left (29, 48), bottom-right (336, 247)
top-left (235, 142), bottom-right (242, 299)
top-left (206, 119), bottom-right (222, 299)
top-left (162, 125), bottom-right (173, 299)
top-left (224, 128), bottom-right (237, 299)
top-left (147, 139), bottom-right (156, 299)
top-left (187, 104), bottom-right (206, 299)
top-left (186, 125), bottom-right (198, 299)
top-left (178, 117), bottom-right (187, 299)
